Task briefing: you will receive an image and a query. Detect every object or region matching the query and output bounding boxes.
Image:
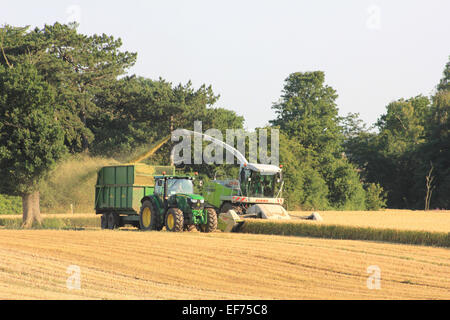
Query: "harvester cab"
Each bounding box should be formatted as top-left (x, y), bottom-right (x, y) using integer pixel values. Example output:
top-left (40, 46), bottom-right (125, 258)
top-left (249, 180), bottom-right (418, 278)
top-left (239, 163), bottom-right (283, 198)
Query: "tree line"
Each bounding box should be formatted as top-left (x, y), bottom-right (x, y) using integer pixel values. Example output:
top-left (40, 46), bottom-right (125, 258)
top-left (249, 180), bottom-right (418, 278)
top-left (0, 23), bottom-right (448, 226)
top-left (342, 64), bottom-right (449, 210)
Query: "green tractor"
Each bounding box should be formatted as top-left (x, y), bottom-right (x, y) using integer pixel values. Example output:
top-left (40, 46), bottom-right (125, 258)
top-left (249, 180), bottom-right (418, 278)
top-left (139, 175), bottom-right (217, 233)
top-left (95, 164), bottom-right (217, 233)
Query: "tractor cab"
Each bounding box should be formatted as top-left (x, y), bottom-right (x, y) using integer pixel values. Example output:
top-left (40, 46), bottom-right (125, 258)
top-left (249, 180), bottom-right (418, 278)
top-left (239, 163), bottom-right (283, 198)
top-left (140, 175), bottom-right (217, 233)
top-left (153, 175), bottom-right (205, 211)
top-left (154, 176), bottom-right (195, 201)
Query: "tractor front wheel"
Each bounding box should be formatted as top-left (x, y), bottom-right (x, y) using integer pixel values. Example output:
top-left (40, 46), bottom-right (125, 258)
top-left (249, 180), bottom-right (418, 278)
top-left (165, 208), bottom-right (184, 232)
top-left (198, 208), bottom-right (217, 233)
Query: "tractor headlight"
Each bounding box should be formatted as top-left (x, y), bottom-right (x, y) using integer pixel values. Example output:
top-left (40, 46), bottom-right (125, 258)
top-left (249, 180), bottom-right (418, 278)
top-left (200, 199), bottom-right (204, 204)
top-left (191, 199), bottom-right (198, 203)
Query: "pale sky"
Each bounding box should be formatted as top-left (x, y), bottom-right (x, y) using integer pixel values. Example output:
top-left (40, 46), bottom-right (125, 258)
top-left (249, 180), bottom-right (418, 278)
top-left (2, 0), bottom-right (449, 130)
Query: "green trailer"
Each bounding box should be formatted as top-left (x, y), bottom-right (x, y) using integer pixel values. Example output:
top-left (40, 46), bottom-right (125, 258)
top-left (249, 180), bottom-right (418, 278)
top-left (95, 164), bottom-right (174, 229)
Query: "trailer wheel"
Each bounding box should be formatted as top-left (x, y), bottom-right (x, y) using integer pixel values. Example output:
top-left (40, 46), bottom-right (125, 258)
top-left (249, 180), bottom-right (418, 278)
top-left (139, 200), bottom-right (159, 231)
top-left (165, 208), bottom-right (184, 232)
top-left (107, 212), bottom-right (119, 230)
top-left (101, 214), bottom-right (108, 229)
top-left (198, 208), bottom-right (217, 233)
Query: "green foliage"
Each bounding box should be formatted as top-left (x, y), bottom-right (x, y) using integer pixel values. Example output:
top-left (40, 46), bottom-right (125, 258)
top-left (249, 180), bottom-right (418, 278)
top-left (340, 112), bottom-right (368, 140)
top-left (90, 76), bottom-right (174, 157)
top-left (271, 71), bottom-right (342, 155)
top-left (420, 90), bottom-right (450, 209)
top-left (272, 72), bottom-right (367, 210)
top-left (318, 155), bottom-right (366, 210)
top-left (376, 96), bottom-right (431, 154)
top-left (343, 57), bottom-right (450, 209)
top-left (278, 132), bottom-right (329, 210)
top-left (437, 56), bottom-right (450, 92)
top-left (364, 183), bottom-right (387, 211)
top-left (1, 23), bottom-right (137, 152)
top-left (0, 62), bottom-right (66, 196)
top-left (297, 166), bottom-right (330, 210)
top-left (0, 194), bottom-right (21, 214)
top-left (90, 76), bottom-right (243, 162)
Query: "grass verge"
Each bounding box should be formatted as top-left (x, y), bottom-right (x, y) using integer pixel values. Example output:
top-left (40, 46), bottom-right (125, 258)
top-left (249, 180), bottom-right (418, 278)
top-left (239, 220), bottom-right (450, 248)
top-left (0, 216), bottom-right (100, 230)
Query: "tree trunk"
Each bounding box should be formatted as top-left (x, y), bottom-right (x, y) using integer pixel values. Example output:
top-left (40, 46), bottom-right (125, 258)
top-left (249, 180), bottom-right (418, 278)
top-left (425, 162), bottom-right (434, 211)
top-left (22, 191), bottom-right (42, 228)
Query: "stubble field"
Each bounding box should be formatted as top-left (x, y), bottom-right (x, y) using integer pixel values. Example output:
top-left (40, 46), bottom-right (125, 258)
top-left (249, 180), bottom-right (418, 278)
top-left (0, 228), bottom-right (449, 300)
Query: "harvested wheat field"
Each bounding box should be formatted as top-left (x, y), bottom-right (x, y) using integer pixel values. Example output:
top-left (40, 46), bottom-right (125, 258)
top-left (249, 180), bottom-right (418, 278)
top-left (0, 229), bottom-right (449, 299)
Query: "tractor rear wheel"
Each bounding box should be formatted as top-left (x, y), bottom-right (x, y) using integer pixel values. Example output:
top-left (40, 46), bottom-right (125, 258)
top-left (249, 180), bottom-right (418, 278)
top-left (198, 208), bottom-right (217, 233)
top-left (139, 200), bottom-right (160, 231)
top-left (165, 208), bottom-right (184, 232)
